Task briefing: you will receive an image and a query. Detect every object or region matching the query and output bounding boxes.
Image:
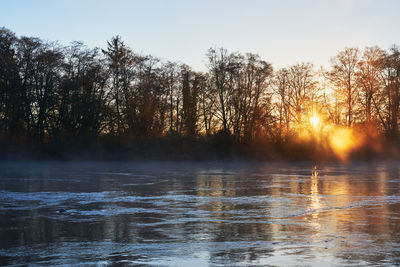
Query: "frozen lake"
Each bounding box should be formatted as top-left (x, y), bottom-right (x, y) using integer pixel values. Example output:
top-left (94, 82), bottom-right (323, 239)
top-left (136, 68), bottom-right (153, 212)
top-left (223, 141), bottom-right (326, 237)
top-left (1, 161), bottom-right (400, 266)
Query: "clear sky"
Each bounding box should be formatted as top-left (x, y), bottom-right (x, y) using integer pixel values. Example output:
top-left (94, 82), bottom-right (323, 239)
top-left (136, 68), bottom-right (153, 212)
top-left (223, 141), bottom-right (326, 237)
top-left (1, 0), bottom-right (399, 71)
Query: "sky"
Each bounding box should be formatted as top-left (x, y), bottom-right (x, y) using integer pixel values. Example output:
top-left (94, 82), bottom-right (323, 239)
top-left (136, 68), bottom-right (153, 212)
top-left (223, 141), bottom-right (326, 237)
top-left (1, 0), bottom-right (399, 71)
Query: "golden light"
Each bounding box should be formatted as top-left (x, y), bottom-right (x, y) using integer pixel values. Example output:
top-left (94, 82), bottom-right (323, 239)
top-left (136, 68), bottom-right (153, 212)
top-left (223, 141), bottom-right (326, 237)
top-left (327, 127), bottom-right (363, 161)
top-left (310, 116), bottom-right (319, 127)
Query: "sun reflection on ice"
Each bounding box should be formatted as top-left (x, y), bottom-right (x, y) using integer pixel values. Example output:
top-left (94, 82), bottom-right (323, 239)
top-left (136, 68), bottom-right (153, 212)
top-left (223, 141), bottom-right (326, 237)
top-left (309, 164), bottom-right (322, 239)
top-left (311, 165), bottom-right (320, 215)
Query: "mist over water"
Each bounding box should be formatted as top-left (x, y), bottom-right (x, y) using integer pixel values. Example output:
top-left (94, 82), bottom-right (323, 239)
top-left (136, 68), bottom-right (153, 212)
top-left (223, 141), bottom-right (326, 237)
top-left (1, 161), bottom-right (400, 266)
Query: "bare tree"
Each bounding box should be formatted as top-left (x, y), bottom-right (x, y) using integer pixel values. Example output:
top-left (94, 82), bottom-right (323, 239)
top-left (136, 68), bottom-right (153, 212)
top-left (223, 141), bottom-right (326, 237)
top-left (356, 46), bottom-right (385, 125)
top-left (374, 46), bottom-right (400, 138)
top-left (0, 28), bottom-right (22, 135)
top-left (327, 47), bottom-right (360, 127)
top-left (207, 48), bottom-right (238, 134)
top-left (102, 36), bottom-right (134, 135)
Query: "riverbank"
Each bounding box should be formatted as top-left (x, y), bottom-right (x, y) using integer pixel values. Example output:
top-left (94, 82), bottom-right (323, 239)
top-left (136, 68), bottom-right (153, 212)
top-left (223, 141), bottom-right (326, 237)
top-left (1, 134), bottom-right (398, 162)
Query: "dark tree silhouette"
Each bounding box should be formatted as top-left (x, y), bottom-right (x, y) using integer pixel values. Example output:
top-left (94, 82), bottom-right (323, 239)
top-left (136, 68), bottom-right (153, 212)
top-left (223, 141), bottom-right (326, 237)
top-left (0, 27), bottom-right (400, 160)
top-left (0, 28), bottom-right (22, 135)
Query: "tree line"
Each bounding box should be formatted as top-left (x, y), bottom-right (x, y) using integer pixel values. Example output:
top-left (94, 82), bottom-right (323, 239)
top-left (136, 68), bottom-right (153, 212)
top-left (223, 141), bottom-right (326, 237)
top-left (0, 27), bottom-right (399, 159)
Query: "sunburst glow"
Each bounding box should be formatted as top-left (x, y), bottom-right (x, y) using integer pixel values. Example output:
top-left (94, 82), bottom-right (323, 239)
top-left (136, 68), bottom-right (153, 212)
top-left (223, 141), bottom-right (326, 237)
top-left (310, 116), bottom-right (319, 127)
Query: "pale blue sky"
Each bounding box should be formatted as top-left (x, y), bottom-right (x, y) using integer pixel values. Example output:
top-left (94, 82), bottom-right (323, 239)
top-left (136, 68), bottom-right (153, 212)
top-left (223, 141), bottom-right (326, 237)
top-left (1, 0), bottom-right (399, 70)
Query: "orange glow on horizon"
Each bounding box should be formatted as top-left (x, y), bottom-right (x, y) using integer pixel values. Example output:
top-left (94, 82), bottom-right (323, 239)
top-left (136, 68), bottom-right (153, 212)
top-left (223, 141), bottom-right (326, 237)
top-left (294, 111), bottom-right (364, 161)
top-left (328, 127), bottom-right (358, 161)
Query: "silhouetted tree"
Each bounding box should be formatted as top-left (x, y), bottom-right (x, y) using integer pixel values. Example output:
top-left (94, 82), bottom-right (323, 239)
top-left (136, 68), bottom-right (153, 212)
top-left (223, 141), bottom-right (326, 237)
top-left (327, 47), bottom-right (360, 127)
top-left (356, 46), bottom-right (384, 125)
top-left (374, 46), bottom-right (400, 138)
top-left (102, 36), bottom-right (134, 135)
top-left (2, 27), bottom-right (400, 160)
top-left (161, 61), bottom-right (180, 133)
top-left (58, 42), bottom-right (110, 139)
top-left (198, 73), bottom-right (216, 136)
top-left (234, 53), bottom-right (273, 142)
top-left (16, 37), bottom-right (63, 141)
top-left (181, 65), bottom-right (200, 137)
top-left (0, 28), bottom-right (22, 135)
top-left (207, 48), bottom-right (237, 134)
top-left (274, 63), bottom-right (318, 132)
top-left (272, 68), bottom-right (290, 138)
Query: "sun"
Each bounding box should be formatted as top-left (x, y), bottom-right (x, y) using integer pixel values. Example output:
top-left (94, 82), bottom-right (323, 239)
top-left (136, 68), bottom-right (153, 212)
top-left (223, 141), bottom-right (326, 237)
top-left (310, 116), bottom-right (319, 127)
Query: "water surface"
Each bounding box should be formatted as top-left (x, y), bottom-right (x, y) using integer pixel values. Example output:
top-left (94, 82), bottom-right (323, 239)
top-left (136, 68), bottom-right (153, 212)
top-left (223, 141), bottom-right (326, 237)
top-left (1, 161), bottom-right (400, 266)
